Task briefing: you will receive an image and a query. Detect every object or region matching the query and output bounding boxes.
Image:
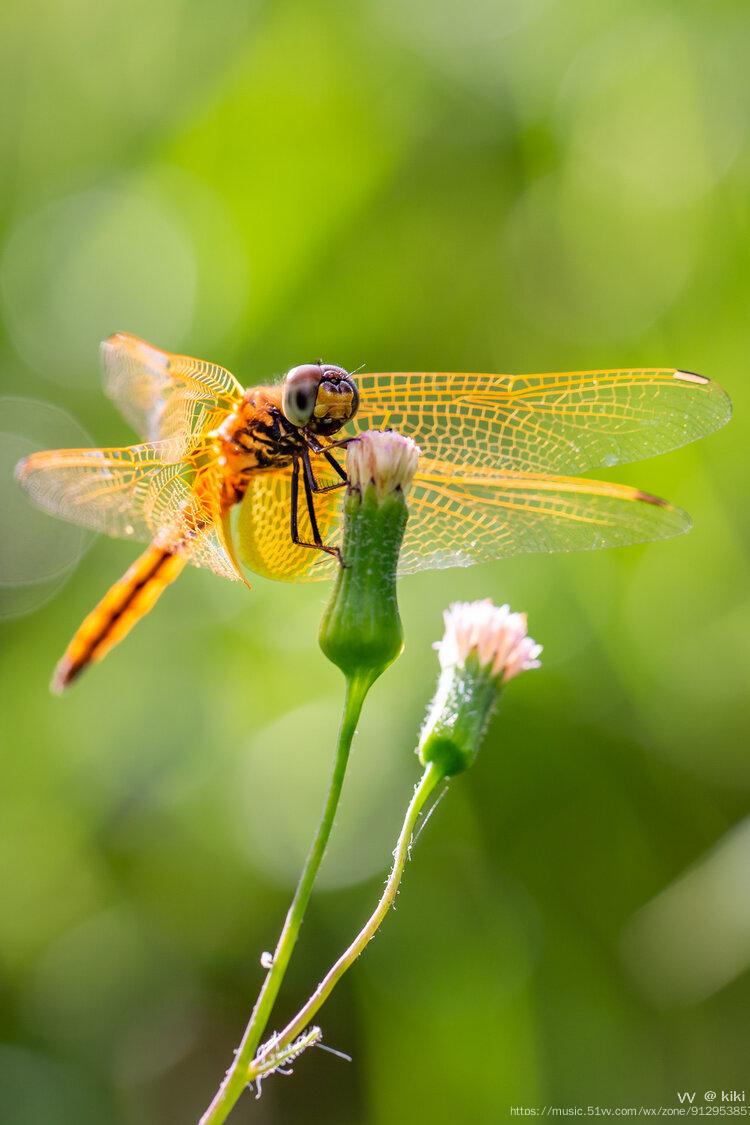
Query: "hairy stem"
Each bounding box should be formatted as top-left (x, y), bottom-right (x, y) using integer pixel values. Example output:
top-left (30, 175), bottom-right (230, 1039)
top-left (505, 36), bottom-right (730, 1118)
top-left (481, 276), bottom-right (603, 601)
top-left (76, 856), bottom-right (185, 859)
top-left (247, 761), bottom-right (443, 1080)
top-left (199, 672), bottom-right (372, 1125)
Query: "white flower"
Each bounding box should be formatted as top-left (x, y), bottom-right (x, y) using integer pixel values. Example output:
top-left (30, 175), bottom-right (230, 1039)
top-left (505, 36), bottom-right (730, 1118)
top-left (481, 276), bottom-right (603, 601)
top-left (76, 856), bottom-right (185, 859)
top-left (346, 431), bottom-right (420, 500)
top-left (437, 599), bottom-right (542, 683)
top-left (418, 599), bottom-right (542, 776)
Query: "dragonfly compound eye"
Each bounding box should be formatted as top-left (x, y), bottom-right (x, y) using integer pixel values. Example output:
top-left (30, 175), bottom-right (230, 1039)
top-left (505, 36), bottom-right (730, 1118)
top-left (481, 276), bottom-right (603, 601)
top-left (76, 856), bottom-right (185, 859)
top-left (282, 364), bottom-right (324, 427)
top-left (283, 363), bottom-right (359, 435)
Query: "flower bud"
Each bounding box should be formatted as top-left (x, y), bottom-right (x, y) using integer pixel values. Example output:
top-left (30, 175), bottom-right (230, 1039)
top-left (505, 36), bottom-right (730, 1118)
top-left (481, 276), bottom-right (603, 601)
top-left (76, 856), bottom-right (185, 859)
top-left (418, 600), bottom-right (542, 778)
top-left (319, 431), bottom-right (420, 687)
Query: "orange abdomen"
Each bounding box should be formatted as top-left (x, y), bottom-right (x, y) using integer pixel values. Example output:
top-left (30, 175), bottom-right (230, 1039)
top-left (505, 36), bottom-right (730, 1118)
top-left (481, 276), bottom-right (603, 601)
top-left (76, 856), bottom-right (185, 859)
top-left (53, 545), bottom-right (186, 693)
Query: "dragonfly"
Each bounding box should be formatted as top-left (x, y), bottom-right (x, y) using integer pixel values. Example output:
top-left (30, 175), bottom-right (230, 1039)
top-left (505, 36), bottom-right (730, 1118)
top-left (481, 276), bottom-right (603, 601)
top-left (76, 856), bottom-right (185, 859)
top-left (15, 333), bottom-right (730, 692)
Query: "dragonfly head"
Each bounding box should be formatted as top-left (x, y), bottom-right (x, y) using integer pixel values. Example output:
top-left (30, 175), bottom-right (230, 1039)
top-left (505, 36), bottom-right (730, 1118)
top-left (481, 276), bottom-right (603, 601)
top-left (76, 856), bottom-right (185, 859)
top-left (281, 363), bottom-right (359, 436)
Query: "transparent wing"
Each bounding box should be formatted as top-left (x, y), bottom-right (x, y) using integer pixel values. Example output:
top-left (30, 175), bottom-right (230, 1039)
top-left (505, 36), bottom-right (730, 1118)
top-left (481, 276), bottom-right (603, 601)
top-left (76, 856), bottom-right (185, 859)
top-left (226, 452), bottom-right (689, 583)
top-left (101, 332), bottom-right (244, 455)
top-left (351, 369), bottom-right (731, 474)
top-left (15, 442), bottom-right (240, 581)
top-left (396, 457), bottom-right (690, 573)
top-left (231, 468), bottom-right (340, 582)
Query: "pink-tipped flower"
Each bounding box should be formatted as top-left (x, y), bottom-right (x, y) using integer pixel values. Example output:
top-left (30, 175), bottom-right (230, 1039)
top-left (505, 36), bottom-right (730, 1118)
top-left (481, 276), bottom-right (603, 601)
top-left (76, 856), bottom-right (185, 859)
top-left (419, 599), bottom-right (542, 778)
top-left (346, 430), bottom-right (420, 501)
top-left (438, 599), bottom-right (542, 684)
top-left (320, 430), bottom-right (421, 687)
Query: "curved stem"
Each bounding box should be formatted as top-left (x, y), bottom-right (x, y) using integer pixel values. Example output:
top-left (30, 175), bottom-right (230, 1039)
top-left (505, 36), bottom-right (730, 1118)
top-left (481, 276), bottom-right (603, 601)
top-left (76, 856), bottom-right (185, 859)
top-left (199, 672), bottom-right (372, 1125)
top-left (248, 761), bottom-right (443, 1079)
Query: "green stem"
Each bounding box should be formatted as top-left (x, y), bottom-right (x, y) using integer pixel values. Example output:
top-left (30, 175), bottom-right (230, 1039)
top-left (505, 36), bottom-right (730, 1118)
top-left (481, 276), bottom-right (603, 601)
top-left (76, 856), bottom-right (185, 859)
top-left (199, 672), bottom-right (372, 1125)
top-left (247, 761), bottom-right (443, 1080)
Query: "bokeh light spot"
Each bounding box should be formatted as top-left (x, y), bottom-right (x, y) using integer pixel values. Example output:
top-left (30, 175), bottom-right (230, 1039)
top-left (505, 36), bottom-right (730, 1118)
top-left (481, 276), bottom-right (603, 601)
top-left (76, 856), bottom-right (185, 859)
top-left (622, 817), bottom-right (750, 1005)
top-left (233, 698), bottom-right (415, 891)
top-left (0, 185), bottom-right (196, 386)
top-left (504, 171), bottom-right (699, 343)
top-left (0, 397), bottom-right (93, 619)
top-left (559, 15), bottom-right (742, 210)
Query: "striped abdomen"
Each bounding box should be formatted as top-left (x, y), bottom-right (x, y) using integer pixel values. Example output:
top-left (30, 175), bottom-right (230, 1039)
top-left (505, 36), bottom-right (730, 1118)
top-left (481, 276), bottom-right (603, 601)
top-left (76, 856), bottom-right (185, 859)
top-left (52, 544), bottom-right (186, 693)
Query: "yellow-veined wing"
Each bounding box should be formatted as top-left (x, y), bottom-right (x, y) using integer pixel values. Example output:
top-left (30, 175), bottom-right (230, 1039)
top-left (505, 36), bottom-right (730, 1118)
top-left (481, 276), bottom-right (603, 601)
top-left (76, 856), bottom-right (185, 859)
top-left (15, 441), bottom-right (240, 581)
top-left (397, 457), bottom-right (690, 573)
top-left (231, 468), bottom-right (340, 582)
top-left (101, 333), bottom-right (244, 455)
top-left (227, 450), bottom-right (689, 583)
top-left (351, 369), bottom-right (731, 474)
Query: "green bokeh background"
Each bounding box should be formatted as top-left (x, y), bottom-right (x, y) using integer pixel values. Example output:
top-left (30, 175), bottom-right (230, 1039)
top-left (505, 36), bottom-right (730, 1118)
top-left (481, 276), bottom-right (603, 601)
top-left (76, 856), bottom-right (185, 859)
top-left (1, 1), bottom-right (748, 1121)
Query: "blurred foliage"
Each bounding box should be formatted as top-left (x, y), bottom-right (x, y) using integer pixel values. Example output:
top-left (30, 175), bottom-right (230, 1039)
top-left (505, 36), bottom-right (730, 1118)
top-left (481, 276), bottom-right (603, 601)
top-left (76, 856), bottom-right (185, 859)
top-left (1, 0), bottom-right (749, 1121)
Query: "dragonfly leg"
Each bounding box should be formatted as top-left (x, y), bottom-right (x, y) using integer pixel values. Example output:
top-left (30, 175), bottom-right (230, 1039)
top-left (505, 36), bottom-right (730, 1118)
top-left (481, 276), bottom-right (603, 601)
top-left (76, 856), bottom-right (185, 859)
top-left (321, 446), bottom-right (348, 482)
top-left (306, 432), bottom-right (357, 455)
top-left (324, 435), bottom-right (358, 451)
top-left (289, 451), bottom-right (343, 563)
top-left (300, 443), bottom-right (347, 494)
